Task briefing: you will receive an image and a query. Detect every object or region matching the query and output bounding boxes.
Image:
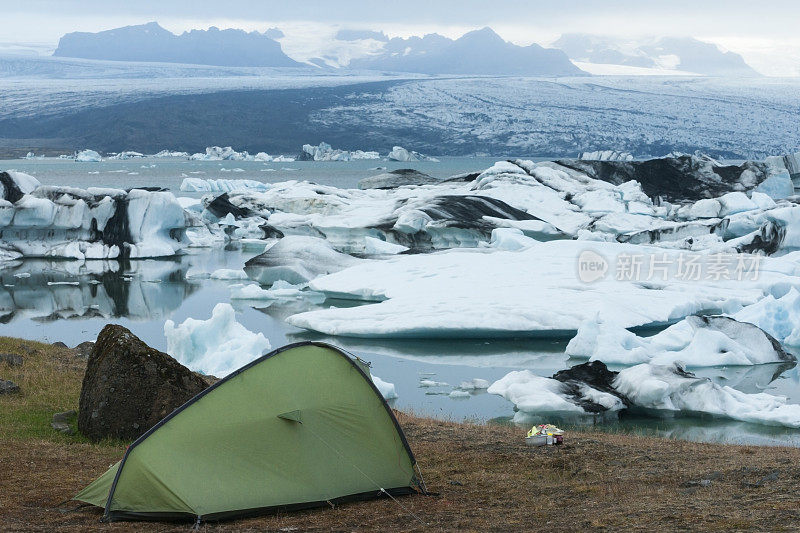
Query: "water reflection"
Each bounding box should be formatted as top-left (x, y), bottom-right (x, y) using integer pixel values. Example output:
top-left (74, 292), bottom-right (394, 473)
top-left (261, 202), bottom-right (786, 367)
top-left (0, 258), bottom-right (197, 323)
top-left (1, 249), bottom-right (800, 445)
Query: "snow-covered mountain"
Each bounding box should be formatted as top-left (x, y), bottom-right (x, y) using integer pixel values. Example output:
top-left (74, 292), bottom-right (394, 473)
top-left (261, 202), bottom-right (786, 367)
top-left (348, 27), bottom-right (586, 76)
top-left (53, 22), bottom-right (302, 68)
top-left (554, 34), bottom-right (760, 76)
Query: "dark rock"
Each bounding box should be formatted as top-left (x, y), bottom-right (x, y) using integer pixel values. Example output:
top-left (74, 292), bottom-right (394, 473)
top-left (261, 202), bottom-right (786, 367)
top-left (52, 341), bottom-right (69, 349)
top-left (53, 409), bottom-right (77, 423)
top-left (0, 379), bottom-right (20, 395)
top-left (744, 471), bottom-right (780, 488)
top-left (51, 422), bottom-right (74, 435)
top-left (72, 341), bottom-right (95, 359)
top-left (205, 192), bottom-right (253, 219)
top-left (78, 324), bottom-right (209, 442)
top-left (358, 169), bottom-right (440, 190)
top-left (0, 353), bottom-right (23, 367)
top-left (52, 410), bottom-right (77, 435)
top-left (0, 171), bottom-right (26, 203)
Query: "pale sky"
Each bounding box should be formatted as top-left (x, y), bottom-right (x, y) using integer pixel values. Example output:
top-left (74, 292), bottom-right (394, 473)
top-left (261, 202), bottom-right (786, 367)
top-left (2, 0), bottom-right (799, 76)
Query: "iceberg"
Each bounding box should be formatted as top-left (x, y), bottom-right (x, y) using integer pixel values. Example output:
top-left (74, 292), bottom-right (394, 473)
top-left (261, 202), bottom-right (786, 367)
top-left (230, 280), bottom-right (322, 301)
top-left (244, 236), bottom-right (361, 285)
top-left (298, 142), bottom-right (380, 162)
top-left (733, 288), bottom-right (800, 345)
top-left (164, 303), bottom-right (271, 377)
top-left (208, 153), bottom-right (800, 258)
top-left (152, 150), bottom-right (190, 158)
top-left (108, 151), bottom-right (144, 160)
top-left (370, 375), bottom-right (398, 400)
top-left (489, 361), bottom-right (800, 428)
top-left (579, 150), bottom-right (634, 162)
top-left (180, 178), bottom-right (270, 193)
top-left (387, 146), bottom-right (439, 162)
top-left (209, 268), bottom-right (249, 280)
top-left (286, 240), bottom-right (800, 338)
top-left (0, 171), bottom-right (191, 260)
top-left (75, 149), bottom-right (102, 162)
top-left (566, 314), bottom-right (794, 366)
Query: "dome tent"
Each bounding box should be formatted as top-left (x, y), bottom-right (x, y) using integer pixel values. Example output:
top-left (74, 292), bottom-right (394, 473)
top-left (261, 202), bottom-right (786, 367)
top-left (75, 342), bottom-right (421, 522)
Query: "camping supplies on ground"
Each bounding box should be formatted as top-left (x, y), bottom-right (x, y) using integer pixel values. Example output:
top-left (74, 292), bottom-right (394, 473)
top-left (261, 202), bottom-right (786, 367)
top-left (525, 424), bottom-right (564, 446)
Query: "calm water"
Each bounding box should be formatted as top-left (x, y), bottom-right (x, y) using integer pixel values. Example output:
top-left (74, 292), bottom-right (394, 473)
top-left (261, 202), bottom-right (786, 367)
top-left (3, 155), bottom-right (505, 193)
top-left (3, 156), bottom-right (800, 446)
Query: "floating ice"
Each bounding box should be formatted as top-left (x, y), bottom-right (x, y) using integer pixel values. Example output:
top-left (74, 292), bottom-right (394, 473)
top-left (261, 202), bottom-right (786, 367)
top-left (108, 151), bottom-right (144, 160)
top-left (244, 236), bottom-right (361, 285)
top-left (371, 374), bottom-right (398, 400)
top-left (180, 178), bottom-right (270, 192)
top-left (0, 173), bottom-right (190, 260)
top-left (579, 150), bottom-right (634, 162)
top-left (229, 280), bottom-right (321, 301)
top-left (566, 314), bottom-right (794, 366)
top-left (287, 240), bottom-right (800, 338)
top-left (164, 303), bottom-right (271, 377)
top-left (734, 288), bottom-right (800, 346)
top-left (152, 150), bottom-right (190, 158)
top-left (75, 149), bottom-right (102, 162)
top-left (299, 142), bottom-right (380, 161)
top-left (489, 361), bottom-right (800, 428)
top-left (209, 268), bottom-right (249, 280)
top-left (363, 236), bottom-right (408, 255)
top-left (387, 146), bottom-right (439, 162)
top-left (459, 378), bottom-right (491, 390)
top-left (614, 363), bottom-right (800, 428)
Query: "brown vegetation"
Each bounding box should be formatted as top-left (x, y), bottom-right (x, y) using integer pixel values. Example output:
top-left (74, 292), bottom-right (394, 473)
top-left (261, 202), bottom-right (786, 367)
top-left (2, 336), bottom-right (800, 531)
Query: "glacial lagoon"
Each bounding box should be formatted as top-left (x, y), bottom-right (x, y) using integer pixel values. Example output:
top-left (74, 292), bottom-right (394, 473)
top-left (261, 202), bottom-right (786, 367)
top-left (3, 156), bottom-right (800, 446)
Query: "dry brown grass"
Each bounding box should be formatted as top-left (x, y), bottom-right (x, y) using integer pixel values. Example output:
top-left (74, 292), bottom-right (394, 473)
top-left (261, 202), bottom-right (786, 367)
top-left (2, 336), bottom-right (800, 531)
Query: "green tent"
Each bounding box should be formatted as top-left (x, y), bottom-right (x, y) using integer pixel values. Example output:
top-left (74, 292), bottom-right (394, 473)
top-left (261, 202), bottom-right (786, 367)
top-left (75, 342), bottom-right (421, 522)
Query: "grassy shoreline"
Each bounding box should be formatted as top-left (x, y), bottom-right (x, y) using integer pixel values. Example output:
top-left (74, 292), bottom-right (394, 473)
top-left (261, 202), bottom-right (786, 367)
top-left (2, 336), bottom-right (800, 531)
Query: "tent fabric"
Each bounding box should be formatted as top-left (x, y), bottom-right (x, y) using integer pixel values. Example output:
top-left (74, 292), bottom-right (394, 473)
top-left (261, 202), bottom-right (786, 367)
top-left (74, 342), bottom-right (418, 522)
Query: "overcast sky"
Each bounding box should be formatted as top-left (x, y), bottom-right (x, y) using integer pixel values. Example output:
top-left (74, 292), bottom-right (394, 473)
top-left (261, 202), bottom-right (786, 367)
top-left (3, 0), bottom-right (799, 75)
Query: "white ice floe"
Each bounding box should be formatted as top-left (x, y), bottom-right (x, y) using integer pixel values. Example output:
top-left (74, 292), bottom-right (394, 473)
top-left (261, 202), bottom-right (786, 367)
top-left (614, 363), bottom-right (800, 428)
top-left (188, 146), bottom-right (294, 162)
top-left (386, 146), bottom-right (439, 162)
top-left (489, 228), bottom-right (537, 251)
top-left (733, 287), bottom-right (800, 345)
top-left (419, 379), bottom-right (449, 387)
top-left (489, 361), bottom-right (800, 428)
top-left (164, 303), bottom-right (271, 377)
top-left (287, 240), bottom-right (800, 338)
top-left (244, 236), bottom-right (361, 285)
top-left (579, 150), bottom-right (634, 161)
top-left (300, 142), bottom-right (380, 161)
top-left (371, 374), bottom-right (398, 400)
top-left (209, 268), bottom-right (249, 280)
top-left (0, 172), bottom-right (191, 260)
top-left (152, 150), bottom-right (190, 158)
top-left (107, 151), bottom-right (144, 160)
top-left (459, 378), bottom-right (491, 390)
top-left (229, 280), bottom-right (321, 301)
top-left (75, 149), bottom-right (102, 162)
top-left (363, 236), bottom-right (408, 255)
top-left (208, 153), bottom-right (799, 256)
top-left (488, 369), bottom-right (625, 418)
top-left (566, 314), bottom-right (794, 366)
top-left (180, 177), bottom-right (270, 192)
